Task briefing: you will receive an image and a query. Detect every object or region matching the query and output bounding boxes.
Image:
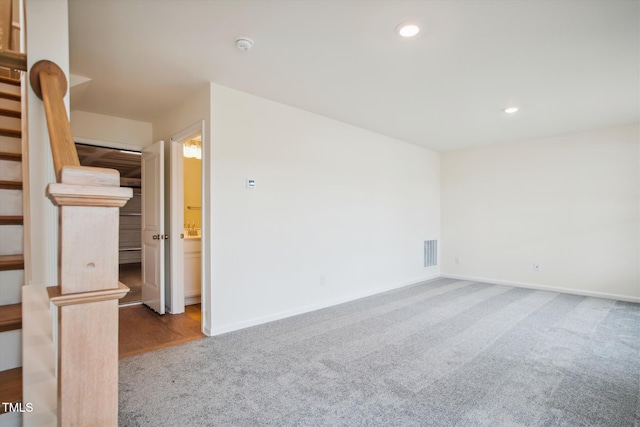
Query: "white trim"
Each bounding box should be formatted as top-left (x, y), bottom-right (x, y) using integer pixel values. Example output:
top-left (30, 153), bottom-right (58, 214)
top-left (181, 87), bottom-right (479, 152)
top-left (207, 274), bottom-right (440, 336)
top-left (440, 274), bottom-right (640, 303)
top-left (170, 122), bottom-right (203, 145)
top-left (168, 138), bottom-right (185, 314)
top-left (185, 295), bottom-right (201, 306)
top-left (118, 301), bottom-right (143, 308)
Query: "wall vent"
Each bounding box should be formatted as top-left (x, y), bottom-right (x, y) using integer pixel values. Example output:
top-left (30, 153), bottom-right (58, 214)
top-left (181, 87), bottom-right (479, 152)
top-left (424, 240), bottom-right (438, 267)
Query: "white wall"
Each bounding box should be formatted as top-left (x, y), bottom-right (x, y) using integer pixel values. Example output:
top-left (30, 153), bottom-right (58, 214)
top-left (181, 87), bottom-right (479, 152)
top-left (71, 110), bottom-right (152, 147)
top-left (153, 87), bottom-right (211, 145)
top-left (152, 85), bottom-right (211, 321)
top-left (208, 83), bottom-right (440, 335)
top-left (441, 124), bottom-right (640, 301)
top-left (23, 1), bottom-right (69, 425)
top-left (25, 0), bottom-right (71, 287)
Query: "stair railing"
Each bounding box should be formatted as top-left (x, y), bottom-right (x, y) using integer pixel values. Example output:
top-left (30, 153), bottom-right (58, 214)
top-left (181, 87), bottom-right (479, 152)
top-left (29, 59), bottom-right (131, 426)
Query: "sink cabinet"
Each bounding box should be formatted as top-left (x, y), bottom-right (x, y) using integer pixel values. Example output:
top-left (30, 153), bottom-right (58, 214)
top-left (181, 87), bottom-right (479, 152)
top-left (184, 237), bottom-right (201, 303)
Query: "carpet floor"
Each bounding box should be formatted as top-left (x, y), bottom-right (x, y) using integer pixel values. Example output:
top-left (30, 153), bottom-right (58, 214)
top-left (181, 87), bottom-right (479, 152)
top-left (119, 278), bottom-right (640, 426)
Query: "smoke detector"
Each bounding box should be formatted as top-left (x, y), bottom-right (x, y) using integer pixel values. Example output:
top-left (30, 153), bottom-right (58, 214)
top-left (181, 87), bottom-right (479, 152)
top-left (396, 22), bottom-right (420, 38)
top-left (236, 37), bottom-right (254, 51)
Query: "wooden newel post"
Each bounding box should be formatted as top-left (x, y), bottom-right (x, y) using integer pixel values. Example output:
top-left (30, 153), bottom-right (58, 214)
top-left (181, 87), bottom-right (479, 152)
top-left (30, 58), bottom-right (132, 425)
top-left (46, 166), bottom-right (132, 426)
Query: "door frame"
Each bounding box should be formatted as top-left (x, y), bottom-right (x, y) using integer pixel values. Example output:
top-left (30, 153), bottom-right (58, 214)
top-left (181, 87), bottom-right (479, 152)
top-left (169, 121), bottom-right (205, 315)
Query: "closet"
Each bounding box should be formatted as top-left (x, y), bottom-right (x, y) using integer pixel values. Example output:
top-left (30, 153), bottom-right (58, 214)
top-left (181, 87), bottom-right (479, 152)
top-left (119, 189), bottom-right (142, 264)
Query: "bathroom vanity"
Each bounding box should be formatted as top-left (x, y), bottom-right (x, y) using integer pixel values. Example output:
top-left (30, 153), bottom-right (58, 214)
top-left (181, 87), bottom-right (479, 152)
top-left (184, 235), bottom-right (201, 304)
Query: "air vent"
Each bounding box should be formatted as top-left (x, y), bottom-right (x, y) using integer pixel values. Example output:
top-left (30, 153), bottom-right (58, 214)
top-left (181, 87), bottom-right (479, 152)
top-left (424, 240), bottom-right (437, 267)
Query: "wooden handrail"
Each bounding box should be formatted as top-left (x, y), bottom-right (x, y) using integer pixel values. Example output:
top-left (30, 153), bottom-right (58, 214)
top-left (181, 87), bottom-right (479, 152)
top-left (0, 50), bottom-right (27, 71)
top-left (29, 60), bottom-right (80, 182)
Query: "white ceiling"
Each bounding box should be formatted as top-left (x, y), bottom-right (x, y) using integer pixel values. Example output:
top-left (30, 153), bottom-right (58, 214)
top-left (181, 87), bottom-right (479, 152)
top-left (68, 0), bottom-right (639, 152)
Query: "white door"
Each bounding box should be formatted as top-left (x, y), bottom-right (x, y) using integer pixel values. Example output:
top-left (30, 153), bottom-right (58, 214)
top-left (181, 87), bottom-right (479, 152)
top-left (142, 140), bottom-right (165, 314)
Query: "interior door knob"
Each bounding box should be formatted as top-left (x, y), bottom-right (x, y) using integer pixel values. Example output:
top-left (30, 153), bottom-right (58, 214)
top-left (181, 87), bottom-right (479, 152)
top-left (153, 234), bottom-right (159, 240)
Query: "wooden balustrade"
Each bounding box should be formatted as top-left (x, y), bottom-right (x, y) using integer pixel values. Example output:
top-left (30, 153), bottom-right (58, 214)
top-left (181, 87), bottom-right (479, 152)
top-left (29, 60), bottom-right (132, 425)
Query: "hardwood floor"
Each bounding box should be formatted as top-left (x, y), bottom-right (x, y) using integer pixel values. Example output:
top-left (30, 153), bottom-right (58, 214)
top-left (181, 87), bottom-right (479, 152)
top-left (119, 304), bottom-right (204, 359)
top-left (119, 262), bottom-right (142, 305)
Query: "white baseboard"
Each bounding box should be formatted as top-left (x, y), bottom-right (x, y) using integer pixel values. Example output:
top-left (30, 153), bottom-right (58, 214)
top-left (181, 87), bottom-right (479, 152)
top-left (440, 273), bottom-right (640, 304)
top-left (208, 273), bottom-right (440, 336)
top-left (185, 295), bottom-right (201, 306)
top-left (203, 271), bottom-right (639, 338)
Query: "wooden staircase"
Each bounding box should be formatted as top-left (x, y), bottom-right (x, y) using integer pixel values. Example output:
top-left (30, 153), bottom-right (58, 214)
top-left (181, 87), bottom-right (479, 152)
top-left (0, 1), bottom-right (26, 420)
top-left (0, 73), bottom-right (24, 417)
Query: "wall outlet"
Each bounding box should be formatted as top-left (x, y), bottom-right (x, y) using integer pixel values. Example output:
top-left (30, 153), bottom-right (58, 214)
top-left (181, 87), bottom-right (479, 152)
top-left (455, 257), bottom-right (461, 265)
top-left (533, 263), bottom-right (541, 272)
top-left (319, 275), bottom-right (326, 286)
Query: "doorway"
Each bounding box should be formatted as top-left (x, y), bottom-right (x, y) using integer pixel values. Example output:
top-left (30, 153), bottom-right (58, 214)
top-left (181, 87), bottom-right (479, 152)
top-left (75, 137), bottom-right (206, 356)
top-left (169, 122), bottom-right (204, 315)
top-left (75, 142), bottom-right (143, 305)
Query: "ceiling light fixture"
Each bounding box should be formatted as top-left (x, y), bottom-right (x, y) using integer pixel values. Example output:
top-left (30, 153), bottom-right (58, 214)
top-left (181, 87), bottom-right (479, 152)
top-left (504, 107), bottom-right (519, 114)
top-left (396, 22), bottom-right (420, 38)
top-left (183, 138), bottom-right (202, 159)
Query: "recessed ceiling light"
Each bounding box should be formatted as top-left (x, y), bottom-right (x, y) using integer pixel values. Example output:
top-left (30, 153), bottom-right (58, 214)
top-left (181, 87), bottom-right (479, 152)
top-left (396, 22), bottom-right (420, 38)
top-left (504, 107), bottom-right (519, 114)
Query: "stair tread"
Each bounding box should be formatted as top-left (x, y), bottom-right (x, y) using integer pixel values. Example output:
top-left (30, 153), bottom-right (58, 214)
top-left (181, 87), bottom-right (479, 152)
top-left (0, 215), bottom-right (22, 225)
top-left (0, 367), bottom-right (22, 414)
top-left (0, 180), bottom-right (22, 189)
top-left (0, 302), bottom-right (21, 332)
top-left (0, 108), bottom-right (20, 118)
top-left (0, 151), bottom-right (21, 161)
top-left (0, 76), bottom-right (21, 86)
top-left (0, 128), bottom-right (21, 138)
top-left (0, 254), bottom-right (24, 271)
top-left (0, 91), bottom-right (20, 101)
